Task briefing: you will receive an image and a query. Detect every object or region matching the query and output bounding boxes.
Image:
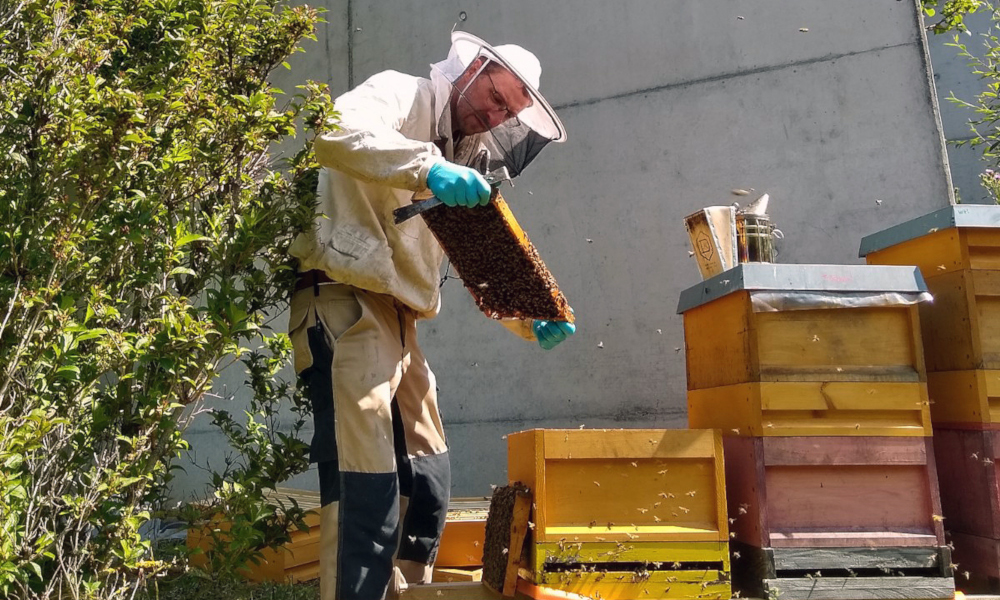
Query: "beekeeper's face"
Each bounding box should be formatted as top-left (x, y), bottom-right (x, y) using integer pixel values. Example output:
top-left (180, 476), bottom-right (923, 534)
top-left (451, 58), bottom-right (533, 136)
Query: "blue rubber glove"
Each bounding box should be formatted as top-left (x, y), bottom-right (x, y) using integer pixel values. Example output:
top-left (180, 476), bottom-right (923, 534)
top-left (427, 162), bottom-right (491, 208)
top-left (533, 319), bottom-right (577, 350)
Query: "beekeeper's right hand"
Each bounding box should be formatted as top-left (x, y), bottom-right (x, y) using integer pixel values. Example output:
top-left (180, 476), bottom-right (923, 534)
top-left (427, 162), bottom-right (491, 208)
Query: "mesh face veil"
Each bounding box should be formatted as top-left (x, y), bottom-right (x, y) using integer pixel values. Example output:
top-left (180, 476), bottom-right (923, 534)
top-left (430, 31), bottom-right (566, 178)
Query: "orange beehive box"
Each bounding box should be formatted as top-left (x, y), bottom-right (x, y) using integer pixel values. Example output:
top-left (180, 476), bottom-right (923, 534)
top-left (678, 263), bottom-right (933, 437)
top-left (507, 429), bottom-right (731, 600)
top-left (863, 206), bottom-right (1000, 428)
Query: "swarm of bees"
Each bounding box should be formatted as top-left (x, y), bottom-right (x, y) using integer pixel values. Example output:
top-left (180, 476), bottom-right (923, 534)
top-left (422, 191), bottom-right (573, 321)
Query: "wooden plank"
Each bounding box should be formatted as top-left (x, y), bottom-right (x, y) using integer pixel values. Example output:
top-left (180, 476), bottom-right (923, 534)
top-left (684, 290), bottom-right (756, 390)
top-left (688, 383), bottom-right (762, 436)
top-left (768, 532), bottom-right (939, 548)
top-left (966, 228), bottom-right (1000, 271)
top-left (931, 428), bottom-right (1000, 539)
top-left (759, 382), bottom-right (928, 412)
top-left (433, 568), bottom-right (482, 583)
top-left (923, 437), bottom-right (946, 545)
top-left (723, 436), bottom-right (770, 548)
top-left (533, 541), bottom-right (729, 568)
top-left (866, 229), bottom-right (965, 276)
top-left (765, 465), bottom-right (935, 539)
top-left (285, 561), bottom-right (319, 583)
top-left (919, 269), bottom-right (979, 372)
top-left (534, 569), bottom-right (731, 600)
top-left (948, 530), bottom-right (1000, 593)
top-left (769, 546), bottom-right (942, 570)
top-left (539, 526), bottom-right (723, 544)
top-left (761, 437), bottom-right (927, 467)
top-left (977, 288), bottom-right (1000, 369)
top-left (759, 409), bottom-right (929, 437)
top-left (752, 306), bottom-right (921, 378)
top-left (507, 430), bottom-right (542, 535)
top-left (541, 429), bottom-right (717, 460)
top-left (927, 370), bottom-right (988, 424)
top-left (763, 575), bottom-right (954, 599)
top-left (503, 490), bottom-right (532, 597)
top-left (398, 582), bottom-right (499, 600)
top-left (540, 456), bottom-right (722, 542)
top-left (438, 517), bottom-right (487, 568)
top-left (712, 430), bottom-right (729, 548)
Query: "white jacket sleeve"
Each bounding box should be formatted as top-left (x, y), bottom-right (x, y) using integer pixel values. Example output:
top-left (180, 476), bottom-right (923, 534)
top-left (314, 71), bottom-right (444, 193)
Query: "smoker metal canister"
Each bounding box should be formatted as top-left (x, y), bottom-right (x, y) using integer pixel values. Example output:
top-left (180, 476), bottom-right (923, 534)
top-left (736, 213), bottom-right (777, 263)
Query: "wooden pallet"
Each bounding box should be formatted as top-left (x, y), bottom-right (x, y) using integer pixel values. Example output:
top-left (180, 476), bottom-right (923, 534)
top-left (733, 543), bottom-right (954, 599)
top-left (723, 436), bottom-right (945, 550)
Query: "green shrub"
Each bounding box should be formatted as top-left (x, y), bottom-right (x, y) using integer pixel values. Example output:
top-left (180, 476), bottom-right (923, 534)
top-left (0, 0), bottom-right (334, 597)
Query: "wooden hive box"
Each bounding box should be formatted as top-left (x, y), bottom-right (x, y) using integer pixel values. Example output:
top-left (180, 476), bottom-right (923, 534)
top-left (931, 427), bottom-right (1000, 592)
top-left (421, 190), bottom-right (573, 323)
top-left (724, 436), bottom-right (954, 600)
top-left (187, 488), bottom-right (322, 583)
top-left (508, 429), bottom-right (731, 600)
top-left (436, 498), bottom-right (489, 568)
top-left (678, 263), bottom-right (933, 437)
top-left (863, 205), bottom-right (1000, 427)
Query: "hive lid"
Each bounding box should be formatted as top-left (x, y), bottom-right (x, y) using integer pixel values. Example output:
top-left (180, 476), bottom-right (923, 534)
top-left (859, 205), bottom-right (1000, 257)
top-left (676, 263), bottom-right (928, 313)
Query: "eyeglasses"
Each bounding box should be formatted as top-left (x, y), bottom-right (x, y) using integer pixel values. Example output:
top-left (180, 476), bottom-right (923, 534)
top-left (485, 71), bottom-right (515, 120)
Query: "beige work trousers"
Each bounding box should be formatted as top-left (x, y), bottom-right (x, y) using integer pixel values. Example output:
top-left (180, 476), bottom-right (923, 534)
top-left (289, 283), bottom-right (450, 600)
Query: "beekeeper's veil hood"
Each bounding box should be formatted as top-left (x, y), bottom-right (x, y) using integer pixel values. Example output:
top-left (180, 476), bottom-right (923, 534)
top-left (431, 31), bottom-right (566, 178)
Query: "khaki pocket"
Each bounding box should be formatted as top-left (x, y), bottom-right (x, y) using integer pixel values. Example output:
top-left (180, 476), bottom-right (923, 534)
top-left (288, 285), bottom-right (364, 374)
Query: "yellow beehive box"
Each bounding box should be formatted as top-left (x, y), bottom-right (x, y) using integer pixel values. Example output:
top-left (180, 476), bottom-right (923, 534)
top-left (862, 206), bottom-right (1000, 428)
top-left (678, 264), bottom-right (933, 437)
top-left (862, 206), bottom-right (1000, 373)
top-left (508, 429), bottom-right (731, 600)
top-left (507, 429), bottom-right (728, 544)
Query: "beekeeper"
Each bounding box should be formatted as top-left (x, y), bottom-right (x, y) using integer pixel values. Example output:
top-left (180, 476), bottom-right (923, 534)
top-left (287, 32), bottom-right (576, 600)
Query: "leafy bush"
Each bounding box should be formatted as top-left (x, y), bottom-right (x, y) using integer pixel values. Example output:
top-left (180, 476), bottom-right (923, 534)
top-left (948, 2), bottom-right (1000, 203)
top-left (0, 0), bottom-right (334, 597)
top-left (922, 0), bottom-right (980, 34)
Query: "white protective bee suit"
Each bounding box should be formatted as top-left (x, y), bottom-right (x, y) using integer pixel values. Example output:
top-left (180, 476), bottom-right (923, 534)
top-left (287, 32), bottom-right (565, 600)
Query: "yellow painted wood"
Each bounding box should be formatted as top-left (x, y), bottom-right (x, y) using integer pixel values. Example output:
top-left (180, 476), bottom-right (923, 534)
top-left (432, 568), bottom-right (482, 583)
top-left (541, 459), bottom-right (720, 541)
top-left (533, 541), bottom-right (729, 568)
top-left (753, 306), bottom-right (922, 381)
top-left (509, 429), bottom-right (728, 545)
top-left (542, 429), bottom-right (718, 460)
top-left (540, 526), bottom-right (724, 543)
top-left (926, 369), bottom-right (1000, 424)
top-left (533, 570), bottom-right (731, 600)
top-left (865, 228), bottom-right (966, 275)
top-left (683, 291), bottom-right (756, 390)
top-left (688, 382), bottom-right (932, 437)
top-left (966, 228), bottom-right (1000, 271)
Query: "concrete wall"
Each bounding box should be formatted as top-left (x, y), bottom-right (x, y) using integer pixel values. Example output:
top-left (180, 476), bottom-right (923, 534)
top-left (925, 9), bottom-right (995, 204)
top-left (170, 1), bottom-right (955, 501)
